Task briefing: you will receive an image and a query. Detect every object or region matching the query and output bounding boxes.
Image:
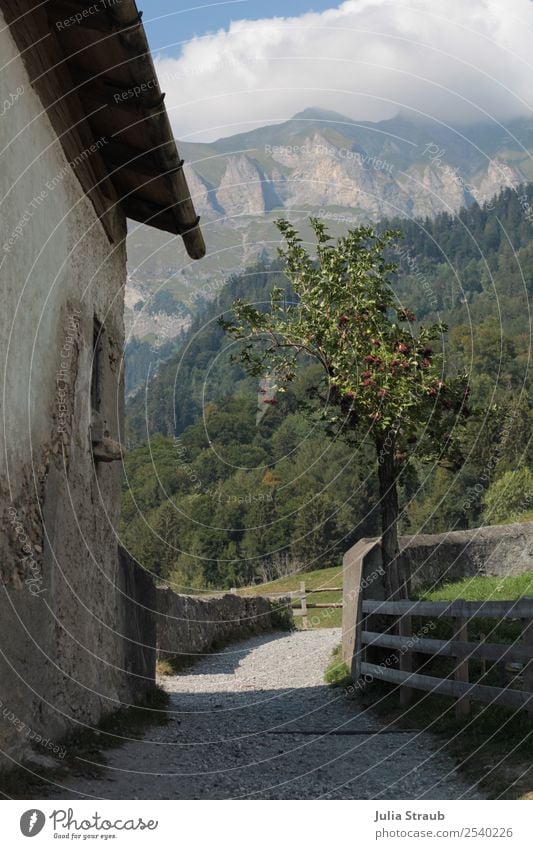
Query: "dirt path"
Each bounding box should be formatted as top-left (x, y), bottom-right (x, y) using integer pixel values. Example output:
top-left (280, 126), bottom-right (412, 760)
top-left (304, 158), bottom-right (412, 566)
top-left (42, 629), bottom-right (482, 799)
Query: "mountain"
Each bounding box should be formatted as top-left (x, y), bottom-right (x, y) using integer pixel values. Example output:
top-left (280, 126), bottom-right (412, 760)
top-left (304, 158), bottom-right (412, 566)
top-left (179, 109), bottom-right (533, 222)
top-left (124, 111), bottom-right (533, 355)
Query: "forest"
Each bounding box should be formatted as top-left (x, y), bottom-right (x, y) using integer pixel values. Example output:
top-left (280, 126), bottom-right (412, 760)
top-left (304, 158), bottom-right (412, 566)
top-left (121, 185), bottom-right (533, 590)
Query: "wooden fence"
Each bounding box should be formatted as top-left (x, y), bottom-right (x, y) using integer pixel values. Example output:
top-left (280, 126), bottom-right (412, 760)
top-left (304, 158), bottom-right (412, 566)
top-left (355, 597), bottom-right (533, 717)
top-left (264, 581), bottom-right (343, 628)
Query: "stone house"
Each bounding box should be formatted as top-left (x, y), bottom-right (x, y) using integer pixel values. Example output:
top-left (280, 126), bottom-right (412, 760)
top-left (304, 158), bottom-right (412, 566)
top-left (0, 0), bottom-right (204, 768)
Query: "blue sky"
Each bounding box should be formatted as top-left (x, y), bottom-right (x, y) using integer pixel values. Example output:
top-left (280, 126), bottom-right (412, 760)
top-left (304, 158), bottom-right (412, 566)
top-left (142, 0), bottom-right (336, 55)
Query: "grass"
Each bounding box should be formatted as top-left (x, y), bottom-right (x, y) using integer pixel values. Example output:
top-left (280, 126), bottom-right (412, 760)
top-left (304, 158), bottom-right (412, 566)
top-left (155, 653), bottom-right (206, 675)
top-left (413, 572), bottom-right (533, 650)
top-left (324, 645), bottom-right (352, 686)
top-left (238, 565), bottom-right (344, 628)
top-left (416, 571), bottom-right (533, 603)
top-left (325, 641), bottom-right (533, 799)
top-left (156, 658), bottom-right (176, 676)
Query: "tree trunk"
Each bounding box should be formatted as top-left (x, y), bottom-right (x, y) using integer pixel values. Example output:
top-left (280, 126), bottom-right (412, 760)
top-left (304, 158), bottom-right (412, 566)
top-left (376, 435), bottom-right (402, 600)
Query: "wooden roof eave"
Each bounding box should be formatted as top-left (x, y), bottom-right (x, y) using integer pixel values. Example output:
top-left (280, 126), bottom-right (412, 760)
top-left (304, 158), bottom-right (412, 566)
top-left (98, 1), bottom-right (206, 259)
top-left (1, 0), bottom-right (205, 259)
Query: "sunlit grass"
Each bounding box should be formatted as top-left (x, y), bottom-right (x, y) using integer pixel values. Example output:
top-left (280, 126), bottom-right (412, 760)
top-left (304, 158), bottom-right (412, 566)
top-left (417, 572), bottom-right (533, 603)
top-left (238, 565), bottom-right (343, 628)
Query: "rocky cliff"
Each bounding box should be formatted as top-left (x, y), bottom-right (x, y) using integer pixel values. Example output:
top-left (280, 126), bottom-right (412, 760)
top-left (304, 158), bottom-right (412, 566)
top-left (180, 110), bottom-right (530, 224)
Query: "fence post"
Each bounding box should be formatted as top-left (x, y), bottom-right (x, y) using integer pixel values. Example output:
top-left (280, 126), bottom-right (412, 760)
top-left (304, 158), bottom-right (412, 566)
top-left (399, 614), bottom-right (412, 706)
top-left (479, 633), bottom-right (486, 678)
top-left (522, 618), bottom-right (533, 718)
top-left (300, 581), bottom-right (308, 629)
top-left (454, 617), bottom-right (470, 719)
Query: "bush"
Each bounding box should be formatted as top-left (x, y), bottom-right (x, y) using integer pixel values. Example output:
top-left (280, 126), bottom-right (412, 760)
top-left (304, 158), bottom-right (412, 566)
top-left (269, 598), bottom-right (295, 631)
top-left (483, 467), bottom-right (533, 523)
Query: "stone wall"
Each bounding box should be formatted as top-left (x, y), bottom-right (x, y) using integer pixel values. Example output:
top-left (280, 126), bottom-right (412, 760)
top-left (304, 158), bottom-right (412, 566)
top-left (399, 522), bottom-right (533, 593)
top-left (0, 528), bottom-right (291, 769)
top-left (341, 538), bottom-right (384, 675)
top-left (156, 589), bottom-right (293, 666)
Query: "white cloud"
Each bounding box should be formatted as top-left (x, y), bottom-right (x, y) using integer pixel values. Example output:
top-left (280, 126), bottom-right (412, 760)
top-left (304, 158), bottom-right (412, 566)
top-left (155, 0), bottom-right (533, 142)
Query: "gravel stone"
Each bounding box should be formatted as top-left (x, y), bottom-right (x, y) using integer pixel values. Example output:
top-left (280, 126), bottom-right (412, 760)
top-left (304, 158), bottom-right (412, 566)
top-left (41, 629), bottom-right (483, 799)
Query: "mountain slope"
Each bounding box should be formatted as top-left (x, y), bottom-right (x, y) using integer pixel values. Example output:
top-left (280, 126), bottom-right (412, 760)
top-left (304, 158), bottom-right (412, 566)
top-left (124, 112), bottom-right (533, 356)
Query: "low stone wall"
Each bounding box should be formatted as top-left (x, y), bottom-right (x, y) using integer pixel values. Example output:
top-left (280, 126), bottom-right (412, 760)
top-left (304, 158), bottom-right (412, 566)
top-left (341, 538), bottom-right (383, 676)
top-left (400, 522), bottom-right (533, 593)
top-left (156, 589), bottom-right (293, 666)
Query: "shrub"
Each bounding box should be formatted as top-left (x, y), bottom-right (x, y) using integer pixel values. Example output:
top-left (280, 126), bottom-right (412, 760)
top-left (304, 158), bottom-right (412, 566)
top-left (483, 467), bottom-right (533, 523)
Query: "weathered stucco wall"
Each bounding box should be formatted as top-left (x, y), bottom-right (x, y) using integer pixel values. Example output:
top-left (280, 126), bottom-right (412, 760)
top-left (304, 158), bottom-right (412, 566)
top-left (0, 15), bottom-right (146, 769)
top-left (156, 589), bottom-right (293, 666)
top-left (399, 522), bottom-right (533, 593)
top-left (116, 548), bottom-right (158, 700)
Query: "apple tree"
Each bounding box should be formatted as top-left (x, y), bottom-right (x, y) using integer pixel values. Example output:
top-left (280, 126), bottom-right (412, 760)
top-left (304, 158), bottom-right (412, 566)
top-left (221, 219), bottom-right (470, 597)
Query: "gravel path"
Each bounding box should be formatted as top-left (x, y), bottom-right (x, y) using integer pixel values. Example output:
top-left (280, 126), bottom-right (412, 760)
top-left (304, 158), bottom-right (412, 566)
top-left (43, 629), bottom-right (482, 799)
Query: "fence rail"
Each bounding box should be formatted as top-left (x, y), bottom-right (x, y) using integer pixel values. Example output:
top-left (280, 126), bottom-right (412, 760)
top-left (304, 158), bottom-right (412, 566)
top-left (355, 595), bottom-right (533, 717)
top-left (264, 581), bottom-right (343, 628)
top-left (362, 598), bottom-right (533, 619)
